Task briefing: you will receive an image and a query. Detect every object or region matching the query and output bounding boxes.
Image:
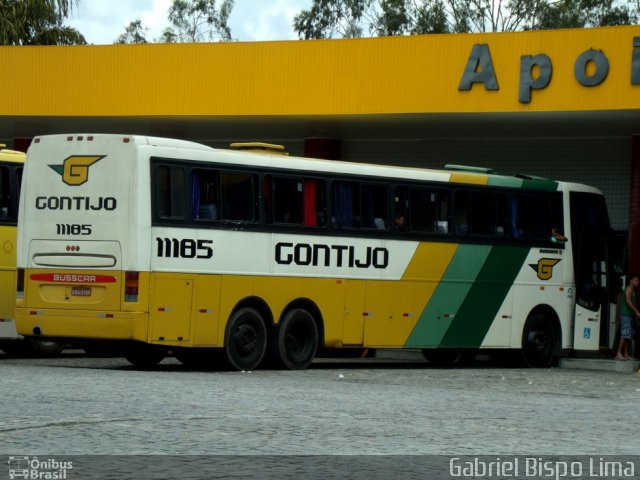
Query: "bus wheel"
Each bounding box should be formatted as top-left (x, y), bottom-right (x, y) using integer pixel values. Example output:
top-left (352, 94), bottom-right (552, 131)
top-left (225, 307), bottom-right (267, 371)
top-left (124, 346), bottom-right (167, 368)
top-left (24, 338), bottom-right (65, 356)
top-left (521, 313), bottom-right (556, 368)
top-left (421, 348), bottom-right (462, 366)
top-left (274, 308), bottom-right (318, 370)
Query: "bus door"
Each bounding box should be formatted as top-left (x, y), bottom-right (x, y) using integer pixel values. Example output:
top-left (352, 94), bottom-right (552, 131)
top-left (573, 235), bottom-right (608, 350)
top-left (606, 230), bottom-right (628, 349)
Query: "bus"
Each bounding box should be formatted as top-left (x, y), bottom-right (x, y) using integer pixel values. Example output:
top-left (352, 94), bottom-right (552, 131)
top-left (14, 134), bottom-right (620, 369)
top-left (0, 144), bottom-right (65, 356)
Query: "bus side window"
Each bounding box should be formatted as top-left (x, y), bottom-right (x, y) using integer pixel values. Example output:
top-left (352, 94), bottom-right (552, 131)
top-left (454, 190), bottom-right (470, 236)
top-left (156, 165), bottom-right (186, 220)
top-left (221, 171), bottom-right (256, 222)
top-left (410, 187), bottom-right (449, 234)
top-left (271, 176), bottom-right (304, 224)
top-left (394, 186), bottom-right (409, 231)
top-left (512, 194), bottom-right (563, 241)
top-left (468, 191), bottom-right (508, 237)
top-left (361, 183), bottom-right (388, 230)
top-left (0, 166), bottom-right (9, 219)
top-left (191, 169), bottom-right (219, 221)
top-left (332, 181), bottom-right (359, 228)
top-left (267, 176), bottom-right (326, 227)
top-left (304, 178), bottom-right (327, 227)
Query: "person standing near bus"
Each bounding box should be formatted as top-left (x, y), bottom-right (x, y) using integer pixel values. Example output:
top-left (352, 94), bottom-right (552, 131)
top-left (616, 274), bottom-right (640, 360)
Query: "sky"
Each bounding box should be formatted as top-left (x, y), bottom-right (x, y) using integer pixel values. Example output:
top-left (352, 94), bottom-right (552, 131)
top-left (65, 0), bottom-right (313, 45)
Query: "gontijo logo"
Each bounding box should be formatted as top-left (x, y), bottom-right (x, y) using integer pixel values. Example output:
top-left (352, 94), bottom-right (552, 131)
top-left (529, 258), bottom-right (561, 280)
top-left (49, 155), bottom-right (105, 186)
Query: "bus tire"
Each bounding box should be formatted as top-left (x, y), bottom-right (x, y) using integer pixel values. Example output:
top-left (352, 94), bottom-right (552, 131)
top-left (125, 346), bottom-right (167, 368)
top-left (224, 307), bottom-right (267, 371)
top-left (521, 313), bottom-right (556, 368)
top-left (24, 338), bottom-right (65, 356)
top-left (273, 308), bottom-right (318, 370)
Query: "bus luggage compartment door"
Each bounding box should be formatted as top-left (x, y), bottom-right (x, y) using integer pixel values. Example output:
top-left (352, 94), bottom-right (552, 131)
top-left (149, 274), bottom-right (193, 343)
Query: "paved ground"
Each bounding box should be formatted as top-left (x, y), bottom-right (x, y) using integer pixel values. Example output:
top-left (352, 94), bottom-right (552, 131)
top-left (1, 352), bottom-right (639, 478)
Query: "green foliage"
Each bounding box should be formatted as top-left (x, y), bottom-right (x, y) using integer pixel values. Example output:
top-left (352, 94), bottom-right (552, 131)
top-left (0, 0), bottom-right (86, 45)
top-left (533, 0), bottom-right (636, 29)
top-left (293, 0), bottom-right (377, 39)
top-left (115, 20), bottom-right (149, 44)
top-left (115, 0), bottom-right (234, 44)
top-left (293, 0), bottom-right (639, 38)
top-left (161, 0), bottom-right (234, 42)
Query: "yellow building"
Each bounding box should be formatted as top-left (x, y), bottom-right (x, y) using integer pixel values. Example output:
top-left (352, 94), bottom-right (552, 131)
top-left (1, 25), bottom-right (639, 269)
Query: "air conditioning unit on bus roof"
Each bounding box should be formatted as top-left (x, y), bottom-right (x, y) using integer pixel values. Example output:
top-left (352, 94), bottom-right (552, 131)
top-left (444, 164), bottom-right (495, 174)
top-left (230, 142), bottom-right (289, 156)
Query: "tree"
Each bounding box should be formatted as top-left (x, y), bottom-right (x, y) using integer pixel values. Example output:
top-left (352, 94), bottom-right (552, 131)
top-left (161, 0), bottom-right (234, 43)
top-left (115, 0), bottom-right (234, 44)
top-left (293, 0), bottom-right (377, 38)
top-left (533, 0), bottom-right (635, 29)
top-left (0, 0), bottom-right (86, 45)
top-left (115, 20), bottom-right (149, 44)
top-left (293, 0), bottom-right (639, 38)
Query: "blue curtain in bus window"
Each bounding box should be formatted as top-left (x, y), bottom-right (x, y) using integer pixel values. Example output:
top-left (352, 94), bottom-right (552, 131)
top-left (191, 172), bottom-right (200, 219)
top-left (511, 197), bottom-right (519, 238)
top-left (333, 182), bottom-right (353, 228)
top-left (333, 184), bottom-right (341, 227)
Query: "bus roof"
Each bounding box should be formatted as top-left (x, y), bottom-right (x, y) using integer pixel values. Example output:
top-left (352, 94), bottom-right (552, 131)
top-left (30, 134), bottom-right (600, 194)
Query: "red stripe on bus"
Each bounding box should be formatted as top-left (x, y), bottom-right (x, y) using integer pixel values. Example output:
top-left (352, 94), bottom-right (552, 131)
top-left (30, 273), bottom-right (117, 283)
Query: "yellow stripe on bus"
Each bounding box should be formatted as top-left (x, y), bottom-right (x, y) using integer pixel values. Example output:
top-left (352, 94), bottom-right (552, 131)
top-left (402, 242), bottom-right (458, 282)
top-left (358, 242), bottom-right (459, 347)
top-left (449, 173), bottom-right (489, 185)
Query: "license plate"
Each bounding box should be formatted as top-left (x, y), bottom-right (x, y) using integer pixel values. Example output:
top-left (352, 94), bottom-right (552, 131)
top-left (71, 286), bottom-right (91, 297)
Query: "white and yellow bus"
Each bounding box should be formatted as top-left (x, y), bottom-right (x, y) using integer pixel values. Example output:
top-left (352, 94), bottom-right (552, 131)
top-left (0, 145), bottom-right (64, 356)
top-left (15, 134), bottom-right (620, 369)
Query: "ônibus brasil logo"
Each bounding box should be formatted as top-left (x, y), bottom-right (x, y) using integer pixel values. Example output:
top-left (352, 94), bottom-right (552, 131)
top-left (7, 456), bottom-right (73, 479)
top-left (49, 155), bottom-right (105, 186)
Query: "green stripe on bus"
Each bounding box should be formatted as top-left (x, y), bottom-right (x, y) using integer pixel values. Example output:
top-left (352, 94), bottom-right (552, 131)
top-left (440, 245), bottom-right (531, 348)
top-left (487, 176), bottom-right (523, 188)
top-left (405, 244), bottom-right (491, 347)
top-left (521, 178), bottom-right (559, 191)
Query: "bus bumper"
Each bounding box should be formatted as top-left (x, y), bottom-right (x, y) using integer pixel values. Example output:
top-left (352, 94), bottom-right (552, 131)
top-left (0, 319), bottom-right (20, 339)
top-left (15, 308), bottom-right (148, 342)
